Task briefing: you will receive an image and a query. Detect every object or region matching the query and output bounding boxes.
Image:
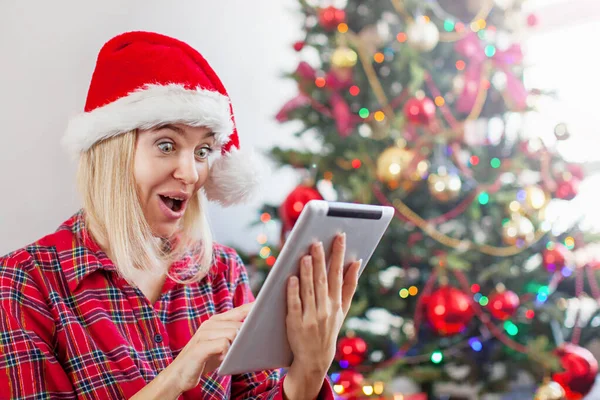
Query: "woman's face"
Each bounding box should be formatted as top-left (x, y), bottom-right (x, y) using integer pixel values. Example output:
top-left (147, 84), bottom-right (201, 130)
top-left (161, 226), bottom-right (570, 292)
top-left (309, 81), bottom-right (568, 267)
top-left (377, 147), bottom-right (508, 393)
top-left (134, 124), bottom-right (215, 238)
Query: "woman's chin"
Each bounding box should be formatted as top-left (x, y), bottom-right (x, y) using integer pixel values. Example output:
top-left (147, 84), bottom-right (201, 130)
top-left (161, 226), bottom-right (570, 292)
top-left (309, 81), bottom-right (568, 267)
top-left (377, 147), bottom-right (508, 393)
top-left (150, 221), bottom-right (179, 240)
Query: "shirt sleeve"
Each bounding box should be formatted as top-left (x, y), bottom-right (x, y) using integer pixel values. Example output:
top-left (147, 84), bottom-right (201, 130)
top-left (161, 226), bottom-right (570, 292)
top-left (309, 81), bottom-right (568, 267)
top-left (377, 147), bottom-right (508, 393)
top-left (0, 254), bottom-right (75, 398)
top-left (226, 252), bottom-right (335, 400)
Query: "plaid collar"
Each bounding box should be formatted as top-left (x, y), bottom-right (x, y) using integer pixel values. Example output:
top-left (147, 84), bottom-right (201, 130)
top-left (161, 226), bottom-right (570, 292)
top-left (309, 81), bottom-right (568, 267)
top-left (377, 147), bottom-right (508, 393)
top-left (55, 210), bottom-right (209, 293)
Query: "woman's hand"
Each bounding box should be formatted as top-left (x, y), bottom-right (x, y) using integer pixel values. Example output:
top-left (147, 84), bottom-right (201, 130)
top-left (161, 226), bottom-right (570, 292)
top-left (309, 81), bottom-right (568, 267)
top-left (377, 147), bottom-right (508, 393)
top-left (166, 302), bottom-right (253, 393)
top-left (283, 233), bottom-right (361, 399)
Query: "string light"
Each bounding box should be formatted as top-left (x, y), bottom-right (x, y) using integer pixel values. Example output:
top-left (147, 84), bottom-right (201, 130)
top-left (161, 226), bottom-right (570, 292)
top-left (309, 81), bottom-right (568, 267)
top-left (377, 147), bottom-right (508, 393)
top-left (525, 310), bottom-right (535, 319)
top-left (374, 52), bottom-right (385, 63)
top-left (337, 23), bottom-right (348, 33)
top-left (565, 236), bottom-right (575, 249)
top-left (260, 213), bottom-right (271, 223)
top-left (485, 45), bottom-right (496, 57)
top-left (352, 159), bottom-right (362, 169)
top-left (257, 233), bottom-right (268, 244)
top-left (315, 77), bottom-right (326, 87)
top-left (431, 351), bottom-right (443, 364)
top-left (469, 338), bottom-right (483, 352)
top-left (474, 293), bottom-right (483, 302)
top-left (470, 155), bottom-right (480, 165)
top-left (471, 284), bottom-right (480, 293)
top-left (490, 158), bottom-right (501, 168)
top-left (444, 19), bottom-right (455, 32)
top-left (508, 201), bottom-right (520, 213)
top-left (479, 296), bottom-right (489, 306)
top-left (259, 246), bottom-right (271, 259)
top-left (456, 60), bottom-right (466, 71)
top-left (399, 288), bottom-right (409, 298)
top-left (478, 192), bottom-right (490, 205)
top-left (374, 111), bottom-right (385, 121)
top-left (363, 385), bottom-right (374, 396)
top-left (408, 286), bottom-right (418, 296)
top-left (349, 85), bottom-right (360, 96)
top-left (455, 22), bottom-right (465, 32)
top-left (333, 385), bottom-right (344, 394)
top-left (504, 321), bottom-right (519, 336)
top-left (266, 256), bottom-right (276, 267)
top-left (374, 382), bottom-right (385, 395)
top-left (396, 32), bottom-right (407, 42)
top-left (293, 202), bottom-right (305, 213)
top-left (359, 108), bottom-right (370, 118)
top-left (434, 96), bottom-right (445, 106)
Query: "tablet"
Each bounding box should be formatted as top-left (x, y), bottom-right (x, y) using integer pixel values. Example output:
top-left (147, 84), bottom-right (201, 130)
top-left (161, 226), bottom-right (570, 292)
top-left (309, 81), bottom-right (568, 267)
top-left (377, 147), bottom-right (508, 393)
top-left (217, 200), bottom-right (394, 376)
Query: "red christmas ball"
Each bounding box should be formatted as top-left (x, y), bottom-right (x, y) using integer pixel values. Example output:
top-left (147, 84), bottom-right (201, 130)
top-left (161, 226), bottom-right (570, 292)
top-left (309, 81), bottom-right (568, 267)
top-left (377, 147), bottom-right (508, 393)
top-left (279, 185), bottom-right (323, 232)
top-left (293, 41), bottom-right (305, 52)
top-left (488, 290), bottom-right (520, 320)
top-left (426, 286), bottom-right (474, 336)
top-left (318, 6), bottom-right (346, 31)
top-left (336, 336), bottom-right (368, 367)
top-left (552, 343), bottom-right (599, 399)
top-left (403, 96), bottom-right (436, 125)
top-left (334, 370), bottom-right (364, 397)
top-left (543, 243), bottom-right (571, 273)
top-left (555, 178), bottom-right (579, 200)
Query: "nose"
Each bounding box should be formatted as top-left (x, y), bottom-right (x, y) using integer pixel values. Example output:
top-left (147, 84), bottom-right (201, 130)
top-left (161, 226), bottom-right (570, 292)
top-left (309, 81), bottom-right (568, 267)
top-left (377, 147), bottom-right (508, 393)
top-left (173, 153), bottom-right (199, 185)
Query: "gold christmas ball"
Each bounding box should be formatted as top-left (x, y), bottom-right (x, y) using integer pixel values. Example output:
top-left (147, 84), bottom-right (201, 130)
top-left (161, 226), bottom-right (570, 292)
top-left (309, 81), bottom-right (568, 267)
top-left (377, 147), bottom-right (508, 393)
top-left (534, 381), bottom-right (566, 400)
top-left (331, 46), bottom-right (358, 69)
top-left (427, 168), bottom-right (461, 202)
top-left (522, 185), bottom-right (548, 213)
top-left (376, 146), bottom-right (415, 184)
top-left (406, 18), bottom-right (440, 52)
top-left (502, 214), bottom-right (535, 246)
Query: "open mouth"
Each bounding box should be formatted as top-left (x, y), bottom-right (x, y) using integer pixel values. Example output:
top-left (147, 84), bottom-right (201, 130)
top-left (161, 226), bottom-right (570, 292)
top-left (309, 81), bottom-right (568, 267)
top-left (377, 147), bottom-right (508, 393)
top-left (159, 195), bottom-right (185, 212)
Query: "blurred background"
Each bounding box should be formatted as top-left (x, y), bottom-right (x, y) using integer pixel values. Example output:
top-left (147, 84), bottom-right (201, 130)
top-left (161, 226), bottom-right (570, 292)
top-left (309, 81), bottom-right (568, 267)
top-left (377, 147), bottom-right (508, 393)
top-left (2, 0), bottom-right (600, 399)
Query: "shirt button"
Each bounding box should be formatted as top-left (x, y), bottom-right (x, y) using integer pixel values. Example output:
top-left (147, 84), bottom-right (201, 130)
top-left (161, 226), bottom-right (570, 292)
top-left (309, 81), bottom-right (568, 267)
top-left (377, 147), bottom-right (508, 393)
top-left (154, 333), bottom-right (163, 344)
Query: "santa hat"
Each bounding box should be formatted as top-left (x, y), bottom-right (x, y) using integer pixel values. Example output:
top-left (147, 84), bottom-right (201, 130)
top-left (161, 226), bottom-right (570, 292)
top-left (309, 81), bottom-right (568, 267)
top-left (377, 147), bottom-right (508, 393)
top-left (62, 31), bottom-right (261, 206)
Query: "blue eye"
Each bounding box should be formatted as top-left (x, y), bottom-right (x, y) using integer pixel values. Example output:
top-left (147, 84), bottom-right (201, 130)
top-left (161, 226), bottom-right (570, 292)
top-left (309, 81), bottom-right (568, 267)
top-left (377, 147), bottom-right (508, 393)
top-left (157, 142), bottom-right (174, 153)
top-left (195, 146), bottom-right (213, 160)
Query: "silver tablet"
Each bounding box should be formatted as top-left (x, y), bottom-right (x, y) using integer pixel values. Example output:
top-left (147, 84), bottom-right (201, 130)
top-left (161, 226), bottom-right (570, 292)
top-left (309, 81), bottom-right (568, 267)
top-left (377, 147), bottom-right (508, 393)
top-left (217, 200), bottom-right (394, 376)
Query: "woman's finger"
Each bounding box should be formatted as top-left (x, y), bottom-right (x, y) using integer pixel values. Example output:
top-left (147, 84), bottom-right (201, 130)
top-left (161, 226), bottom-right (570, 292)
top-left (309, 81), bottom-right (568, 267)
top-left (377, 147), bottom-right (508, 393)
top-left (286, 275), bottom-right (302, 321)
top-left (341, 259), bottom-right (361, 316)
top-left (195, 327), bottom-right (240, 343)
top-left (198, 337), bottom-right (233, 374)
top-left (311, 241), bottom-right (328, 318)
top-left (327, 233), bottom-right (346, 305)
top-left (299, 255), bottom-right (317, 319)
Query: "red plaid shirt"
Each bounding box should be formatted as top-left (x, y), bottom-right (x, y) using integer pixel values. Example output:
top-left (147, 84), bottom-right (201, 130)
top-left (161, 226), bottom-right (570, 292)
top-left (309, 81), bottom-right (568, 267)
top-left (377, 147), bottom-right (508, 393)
top-left (0, 211), bottom-right (333, 399)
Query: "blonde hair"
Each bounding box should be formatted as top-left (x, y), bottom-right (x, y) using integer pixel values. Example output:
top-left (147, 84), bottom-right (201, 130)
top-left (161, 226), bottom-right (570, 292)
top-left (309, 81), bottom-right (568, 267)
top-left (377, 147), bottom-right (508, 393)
top-left (76, 130), bottom-right (213, 285)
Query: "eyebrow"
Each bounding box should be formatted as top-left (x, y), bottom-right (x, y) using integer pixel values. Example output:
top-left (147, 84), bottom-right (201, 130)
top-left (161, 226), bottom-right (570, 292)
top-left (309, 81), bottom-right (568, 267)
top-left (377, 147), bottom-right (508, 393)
top-left (153, 124), bottom-right (216, 139)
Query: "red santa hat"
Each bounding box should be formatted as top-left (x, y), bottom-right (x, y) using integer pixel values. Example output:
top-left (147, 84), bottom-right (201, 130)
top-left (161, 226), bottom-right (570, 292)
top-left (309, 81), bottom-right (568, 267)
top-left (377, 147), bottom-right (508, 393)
top-left (62, 31), bottom-right (261, 206)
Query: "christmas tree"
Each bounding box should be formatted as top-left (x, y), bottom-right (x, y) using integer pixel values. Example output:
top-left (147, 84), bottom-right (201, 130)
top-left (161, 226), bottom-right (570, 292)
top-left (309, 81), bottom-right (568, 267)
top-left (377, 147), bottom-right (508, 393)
top-left (237, 0), bottom-right (600, 398)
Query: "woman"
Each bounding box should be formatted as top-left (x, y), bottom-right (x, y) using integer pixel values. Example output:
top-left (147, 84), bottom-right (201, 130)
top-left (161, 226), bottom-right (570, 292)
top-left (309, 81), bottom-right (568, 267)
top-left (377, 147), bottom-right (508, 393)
top-left (0, 31), bottom-right (361, 399)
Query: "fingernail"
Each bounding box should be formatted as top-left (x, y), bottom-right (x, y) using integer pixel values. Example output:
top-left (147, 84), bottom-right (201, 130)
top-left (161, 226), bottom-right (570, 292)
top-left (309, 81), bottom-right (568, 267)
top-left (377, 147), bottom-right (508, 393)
top-left (303, 255), bottom-right (312, 267)
top-left (338, 232), bottom-right (346, 244)
top-left (289, 276), bottom-right (298, 287)
top-left (357, 259), bottom-right (363, 267)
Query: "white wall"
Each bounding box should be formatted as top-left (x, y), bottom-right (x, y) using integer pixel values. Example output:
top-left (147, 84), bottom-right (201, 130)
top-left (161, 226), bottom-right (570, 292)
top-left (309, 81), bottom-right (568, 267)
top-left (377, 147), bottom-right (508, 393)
top-left (0, 0), bottom-right (306, 255)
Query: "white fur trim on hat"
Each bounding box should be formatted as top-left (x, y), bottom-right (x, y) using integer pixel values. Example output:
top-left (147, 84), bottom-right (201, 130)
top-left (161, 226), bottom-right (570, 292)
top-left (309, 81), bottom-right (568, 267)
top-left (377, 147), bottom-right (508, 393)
top-left (204, 148), bottom-right (265, 206)
top-left (62, 84), bottom-right (234, 155)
